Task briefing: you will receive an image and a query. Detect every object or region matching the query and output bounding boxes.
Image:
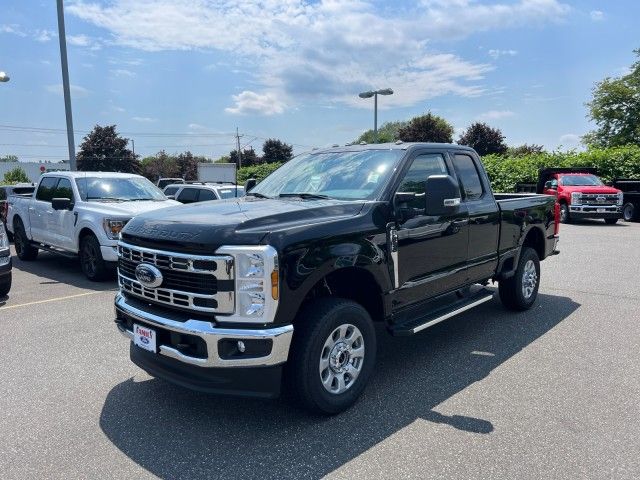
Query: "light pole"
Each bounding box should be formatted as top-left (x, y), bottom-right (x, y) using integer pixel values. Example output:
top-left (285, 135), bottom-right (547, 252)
top-left (358, 88), bottom-right (393, 142)
top-left (0, 71), bottom-right (9, 82)
top-left (56, 0), bottom-right (76, 170)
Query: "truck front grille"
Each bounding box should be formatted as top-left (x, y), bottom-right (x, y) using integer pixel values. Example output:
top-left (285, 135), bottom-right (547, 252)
top-left (580, 194), bottom-right (619, 205)
top-left (117, 243), bottom-right (235, 314)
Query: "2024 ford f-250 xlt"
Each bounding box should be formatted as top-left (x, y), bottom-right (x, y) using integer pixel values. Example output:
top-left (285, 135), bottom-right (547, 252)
top-left (114, 143), bottom-right (560, 414)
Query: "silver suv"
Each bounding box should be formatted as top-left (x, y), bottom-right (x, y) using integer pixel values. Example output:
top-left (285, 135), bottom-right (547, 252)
top-left (163, 182), bottom-right (245, 204)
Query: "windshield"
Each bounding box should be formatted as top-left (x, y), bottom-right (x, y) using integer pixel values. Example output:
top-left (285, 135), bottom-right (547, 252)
top-left (216, 187), bottom-right (245, 199)
top-left (251, 150), bottom-right (405, 200)
top-left (560, 174), bottom-right (604, 186)
top-left (75, 177), bottom-right (167, 202)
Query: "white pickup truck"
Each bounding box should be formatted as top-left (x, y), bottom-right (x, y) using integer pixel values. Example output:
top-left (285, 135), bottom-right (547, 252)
top-left (7, 172), bottom-right (179, 280)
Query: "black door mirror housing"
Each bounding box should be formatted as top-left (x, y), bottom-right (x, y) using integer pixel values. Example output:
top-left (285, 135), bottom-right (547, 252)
top-left (52, 197), bottom-right (72, 211)
top-left (245, 178), bottom-right (257, 192)
top-left (425, 175), bottom-right (461, 216)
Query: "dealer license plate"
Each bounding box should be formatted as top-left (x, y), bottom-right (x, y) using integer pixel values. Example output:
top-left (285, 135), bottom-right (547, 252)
top-left (133, 324), bottom-right (157, 353)
top-left (597, 208), bottom-right (606, 213)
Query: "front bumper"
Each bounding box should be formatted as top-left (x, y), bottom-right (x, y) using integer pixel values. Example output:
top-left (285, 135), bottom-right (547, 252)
top-left (100, 243), bottom-right (119, 262)
top-left (569, 205), bottom-right (621, 220)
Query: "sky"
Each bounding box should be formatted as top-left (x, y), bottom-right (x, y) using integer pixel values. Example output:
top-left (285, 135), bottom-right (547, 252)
top-left (0, 0), bottom-right (637, 162)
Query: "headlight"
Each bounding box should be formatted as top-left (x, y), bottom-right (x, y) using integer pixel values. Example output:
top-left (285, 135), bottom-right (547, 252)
top-left (216, 245), bottom-right (279, 323)
top-left (570, 192), bottom-right (582, 205)
top-left (0, 225), bottom-right (8, 249)
top-left (617, 192), bottom-right (624, 206)
top-left (103, 218), bottom-right (130, 240)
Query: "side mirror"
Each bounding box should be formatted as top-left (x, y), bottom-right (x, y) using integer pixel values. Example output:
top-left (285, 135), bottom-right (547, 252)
top-left (425, 175), bottom-right (461, 216)
top-left (52, 197), bottom-right (72, 211)
top-left (544, 181), bottom-right (552, 189)
top-left (244, 178), bottom-right (257, 192)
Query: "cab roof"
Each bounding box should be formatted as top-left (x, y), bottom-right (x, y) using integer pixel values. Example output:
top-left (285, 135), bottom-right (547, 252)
top-left (311, 142), bottom-right (476, 155)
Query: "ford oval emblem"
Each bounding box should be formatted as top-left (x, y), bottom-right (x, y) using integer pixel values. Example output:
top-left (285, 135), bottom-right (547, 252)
top-left (135, 263), bottom-right (163, 288)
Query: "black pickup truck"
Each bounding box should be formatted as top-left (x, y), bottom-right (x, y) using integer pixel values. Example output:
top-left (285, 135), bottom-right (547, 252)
top-left (114, 143), bottom-right (559, 414)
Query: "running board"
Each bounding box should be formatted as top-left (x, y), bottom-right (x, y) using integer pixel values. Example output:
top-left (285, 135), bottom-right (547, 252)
top-left (389, 290), bottom-right (495, 336)
top-left (31, 242), bottom-right (77, 258)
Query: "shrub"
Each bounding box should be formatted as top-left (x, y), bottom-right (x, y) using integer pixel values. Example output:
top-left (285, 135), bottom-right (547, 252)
top-left (237, 162), bottom-right (283, 184)
top-left (483, 145), bottom-right (640, 192)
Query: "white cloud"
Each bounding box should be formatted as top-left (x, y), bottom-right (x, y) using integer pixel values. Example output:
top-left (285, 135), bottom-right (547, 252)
top-left (67, 0), bottom-right (570, 112)
top-left (45, 84), bottom-right (90, 97)
top-left (68, 34), bottom-right (90, 46)
top-left (488, 49), bottom-right (518, 59)
top-left (188, 123), bottom-right (207, 130)
top-left (477, 110), bottom-right (515, 120)
top-left (34, 29), bottom-right (55, 42)
top-left (590, 10), bottom-right (604, 21)
top-left (225, 91), bottom-right (286, 116)
top-left (110, 68), bottom-right (136, 77)
top-left (559, 133), bottom-right (580, 145)
top-left (0, 24), bottom-right (26, 37)
top-left (132, 116), bottom-right (157, 122)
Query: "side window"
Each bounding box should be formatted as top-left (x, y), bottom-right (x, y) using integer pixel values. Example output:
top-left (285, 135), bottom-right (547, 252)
top-left (36, 177), bottom-right (59, 202)
top-left (397, 153), bottom-right (448, 209)
top-left (452, 154), bottom-right (483, 201)
top-left (163, 186), bottom-right (179, 196)
top-left (177, 188), bottom-right (199, 204)
top-left (198, 189), bottom-right (216, 201)
top-left (53, 178), bottom-right (74, 200)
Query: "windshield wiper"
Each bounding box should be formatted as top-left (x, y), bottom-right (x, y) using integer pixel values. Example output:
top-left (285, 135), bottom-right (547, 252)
top-left (278, 193), bottom-right (333, 200)
top-left (246, 192), bottom-right (271, 199)
top-left (128, 198), bottom-right (159, 201)
top-left (86, 197), bottom-right (126, 202)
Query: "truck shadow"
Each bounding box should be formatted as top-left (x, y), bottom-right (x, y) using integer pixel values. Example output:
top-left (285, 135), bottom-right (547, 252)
top-left (9, 248), bottom-right (116, 291)
top-left (99, 292), bottom-right (579, 480)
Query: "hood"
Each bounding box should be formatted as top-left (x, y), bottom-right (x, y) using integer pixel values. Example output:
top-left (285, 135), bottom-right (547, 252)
top-left (561, 185), bottom-right (621, 194)
top-left (83, 199), bottom-right (181, 217)
top-left (121, 197), bottom-right (365, 253)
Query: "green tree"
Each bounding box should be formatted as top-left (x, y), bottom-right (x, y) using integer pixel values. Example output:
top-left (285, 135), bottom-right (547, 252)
top-left (458, 122), bottom-right (508, 156)
top-left (3, 166), bottom-right (30, 184)
top-left (507, 144), bottom-right (545, 157)
top-left (397, 113), bottom-right (454, 143)
top-left (176, 151), bottom-right (208, 180)
top-left (77, 125), bottom-right (140, 173)
top-left (141, 151), bottom-right (179, 181)
top-left (237, 162), bottom-right (283, 183)
top-left (0, 154), bottom-right (18, 162)
top-left (584, 49), bottom-right (640, 147)
top-left (355, 120), bottom-right (408, 144)
top-left (230, 147), bottom-right (260, 167)
top-left (262, 138), bottom-right (293, 164)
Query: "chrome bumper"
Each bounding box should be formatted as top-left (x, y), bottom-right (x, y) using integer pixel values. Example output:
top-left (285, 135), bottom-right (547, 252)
top-left (569, 205), bottom-right (620, 213)
top-left (115, 293), bottom-right (293, 368)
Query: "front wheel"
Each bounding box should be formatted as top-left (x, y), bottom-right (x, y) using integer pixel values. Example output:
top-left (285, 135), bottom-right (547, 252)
top-left (623, 202), bottom-right (635, 222)
top-left (0, 273), bottom-right (11, 297)
top-left (13, 219), bottom-right (38, 261)
top-left (287, 298), bottom-right (376, 415)
top-left (499, 247), bottom-right (540, 311)
top-left (79, 234), bottom-right (109, 281)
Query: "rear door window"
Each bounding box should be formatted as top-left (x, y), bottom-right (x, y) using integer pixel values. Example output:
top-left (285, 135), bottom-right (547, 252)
top-left (164, 186), bottom-right (179, 196)
top-left (36, 177), bottom-right (60, 202)
top-left (198, 189), bottom-right (216, 201)
top-left (177, 188), bottom-right (199, 203)
top-left (452, 154), bottom-right (483, 201)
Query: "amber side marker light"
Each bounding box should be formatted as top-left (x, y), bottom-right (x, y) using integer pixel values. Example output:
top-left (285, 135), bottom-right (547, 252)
top-left (271, 270), bottom-right (279, 300)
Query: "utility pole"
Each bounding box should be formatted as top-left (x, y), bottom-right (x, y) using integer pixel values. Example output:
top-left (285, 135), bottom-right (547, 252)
top-left (56, 0), bottom-right (76, 170)
top-left (235, 127), bottom-right (243, 169)
top-left (131, 139), bottom-right (135, 156)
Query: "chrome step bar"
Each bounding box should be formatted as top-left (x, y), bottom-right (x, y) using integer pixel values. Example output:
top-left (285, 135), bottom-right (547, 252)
top-left (411, 294), bottom-right (494, 333)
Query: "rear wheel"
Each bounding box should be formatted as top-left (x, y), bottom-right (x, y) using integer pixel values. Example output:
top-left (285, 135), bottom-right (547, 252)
top-left (559, 203), bottom-right (571, 224)
top-left (287, 298), bottom-right (376, 415)
top-left (79, 234), bottom-right (109, 281)
top-left (622, 202), bottom-right (635, 222)
top-left (605, 218), bottom-right (619, 225)
top-left (499, 247), bottom-right (540, 311)
top-left (0, 273), bottom-right (11, 297)
top-left (13, 218), bottom-right (38, 261)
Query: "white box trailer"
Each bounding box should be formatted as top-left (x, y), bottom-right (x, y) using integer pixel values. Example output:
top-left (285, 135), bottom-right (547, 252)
top-left (197, 163), bottom-right (236, 183)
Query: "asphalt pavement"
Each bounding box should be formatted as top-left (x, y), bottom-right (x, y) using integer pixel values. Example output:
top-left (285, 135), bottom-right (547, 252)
top-left (1, 220), bottom-right (639, 479)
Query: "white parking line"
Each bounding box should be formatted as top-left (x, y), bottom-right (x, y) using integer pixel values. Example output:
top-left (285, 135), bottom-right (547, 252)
top-left (1, 290), bottom-right (115, 310)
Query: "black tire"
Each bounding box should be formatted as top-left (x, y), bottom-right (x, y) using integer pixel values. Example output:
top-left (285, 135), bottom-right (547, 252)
top-left (559, 203), bottom-right (571, 224)
top-left (287, 298), bottom-right (377, 415)
top-left (79, 234), bottom-right (109, 281)
top-left (499, 247), bottom-right (540, 311)
top-left (0, 273), bottom-right (10, 297)
top-left (622, 202), bottom-right (635, 222)
top-left (604, 218), bottom-right (619, 225)
top-left (13, 218), bottom-right (38, 261)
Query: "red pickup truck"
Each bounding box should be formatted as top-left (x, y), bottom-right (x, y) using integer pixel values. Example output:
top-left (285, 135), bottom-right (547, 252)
top-left (539, 168), bottom-right (623, 224)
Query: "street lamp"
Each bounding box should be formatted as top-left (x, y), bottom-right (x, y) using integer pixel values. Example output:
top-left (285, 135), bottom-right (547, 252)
top-left (0, 71), bottom-right (9, 82)
top-left (56, 0), bottom-right (77, 170)
top-left (358, 88), bottom-right (393, 142)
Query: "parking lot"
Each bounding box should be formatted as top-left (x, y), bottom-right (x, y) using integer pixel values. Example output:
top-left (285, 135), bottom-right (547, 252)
top-left (1, 221), bottom-right (639, 479)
